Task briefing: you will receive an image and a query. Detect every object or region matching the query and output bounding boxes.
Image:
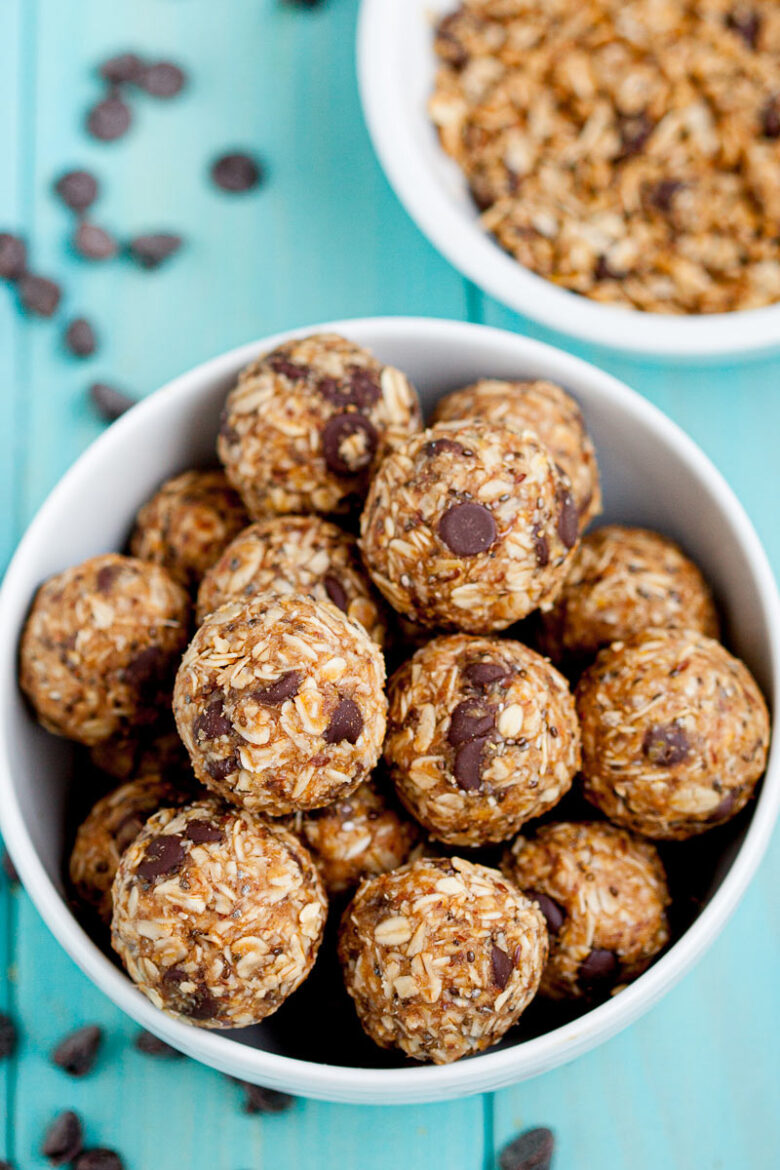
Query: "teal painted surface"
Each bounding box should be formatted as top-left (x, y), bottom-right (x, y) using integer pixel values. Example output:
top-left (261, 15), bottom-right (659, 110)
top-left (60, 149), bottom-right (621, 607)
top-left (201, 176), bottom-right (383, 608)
top-left (0, 2), bottom-right (778, 1167)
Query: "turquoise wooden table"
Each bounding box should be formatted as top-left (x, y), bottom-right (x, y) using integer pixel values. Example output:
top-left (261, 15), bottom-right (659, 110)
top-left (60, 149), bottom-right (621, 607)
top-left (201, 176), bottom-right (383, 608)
top-left (1, 2), bottom-right (778, 1167)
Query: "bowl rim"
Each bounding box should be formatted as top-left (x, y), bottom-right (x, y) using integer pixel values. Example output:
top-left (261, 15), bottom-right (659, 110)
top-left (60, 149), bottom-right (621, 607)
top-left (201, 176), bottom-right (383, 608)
top-left (356, 0), bottom-right (780, 361)
top-left (1, 315), bottom-right (778, 1105)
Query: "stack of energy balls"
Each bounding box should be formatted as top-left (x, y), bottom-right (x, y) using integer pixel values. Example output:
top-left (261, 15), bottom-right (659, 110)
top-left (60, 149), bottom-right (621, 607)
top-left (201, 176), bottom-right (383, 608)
top-left (19, 334), bottom-right (770, 1065)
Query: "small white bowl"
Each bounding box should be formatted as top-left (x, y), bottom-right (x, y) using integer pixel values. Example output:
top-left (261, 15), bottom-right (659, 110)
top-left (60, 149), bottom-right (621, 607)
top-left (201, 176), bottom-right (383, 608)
top-left (357, 0), bottom-right (780, 361)
top-left (0, 317), bottom-right (777, 1104)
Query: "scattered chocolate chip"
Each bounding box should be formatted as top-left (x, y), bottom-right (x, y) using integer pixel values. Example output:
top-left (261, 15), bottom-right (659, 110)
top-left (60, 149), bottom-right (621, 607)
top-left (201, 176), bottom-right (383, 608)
top-left (594, 254), bottom-right (624, 282)
top-left (73, 1149), bottom-right (124, 1170)
top-left (491, 944), bottom-right (513, 989)
top-left (532, 526), bottom-right (549, 567)
top-left (239, 1081), bottom-right (295, 1114)
top-left (323, 573), bottom-right (348, 612)
top-left (615, 112), bottom-right (654, 159)
top-left (18, 273), bottom-right (61, 317)
top-left (74, 221), bottom-right (118, 261)
top-left (642, 722), bottom-right (690, 767)
top-left (210, 152), bottom-right (262, 193)
top-left (185, 819), bottom-right (223, 844)
top-left (708, 791), bottom-right (739, 822)
top-left (2, 850), bottom-right (19, 886)
top-left (90, 382), bottom-right (136, 421)
top-left (123, 645), bottom-right (164, 693)
top-left (95, 563), bottom-right (121, 593)
top-left (556, 487), bottom-right (578, 548)
top-left (113, 812), bottom-right (145, 855)
top-left (499, 1126), bottom-right (555, 1170)
top-left (324, 698), bottom-right (363, 744)
top-left (136, 834), bottom-right (186, 881)
top-left (42, 1109), bottom-right (84, 1165)
top-left (134, 1029), bottom-right (181, 1058)
top-left (453, 738), bottom-right (486, 790)
top-left (423, 438), bottom-right (464, 458)
top-left (206, 755), bottom-right (238, 781)
top-left (647, 179), bottom-right (684, 213)
top-left (181, 985), bottom-right (217, 1021)
top-left (0, 233), bottom-right (27, 280)
top-left (218, 409), bottom-right (238, 443)
top-left (579, 947), bottom-right (618, 991)
top-left (268, 354), bottom-right (308, 379)
top-left (447, 698), bottom-right (495, 745)
top-left (99, 52), bottom-right (145, 85)
top-left (464, 661), bottom-right (508, 688)
top-left (726, 10), bottom-right (761, 48)
top-left (322, 412), bottom-right (378, 476)
top-left (253, 670), bottom-right (301, 706)
top-left (435, 13), bottom-right (469, 69)
top-left (127, 232), bottom-right (182, 269)
top-left (194, 698), bottom-right (232, 739)
top-left (140, 61), bottom-right (187, 98)
top-left (51, 1024), bottom-right (102, 1076)
top-left (525, 890), bottom-right (565, 934)
top-left (65, 317), bottom-right (97, 357)
top-left (54, 170), bottom-right (99, 213)
top-left (86, 94), bottom-right (132, 141)
top-left (347, 367), bottom-right (381, 407)
top-left (761, 97), bottom-right (780, 139)
top-left (437, 501), bottom-right (496, 557)
top-left (0, 1013), bottom-right (17, 1059)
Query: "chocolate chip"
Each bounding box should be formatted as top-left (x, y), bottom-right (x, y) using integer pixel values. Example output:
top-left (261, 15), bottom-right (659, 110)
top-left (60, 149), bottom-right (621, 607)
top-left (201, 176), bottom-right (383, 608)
top-left (726, 10), bottom-right (761, 48)
top-left (347, 368), bottom-right (381, 407)
top-left (253, 670), bottom-right (301, 706)
top-left (206, 755), bottom-right (238, 781)
top-left (74, 221), bottom-right (118, 261)
top-left (268, 354), bottom-right (308, 379)
top-left (642, 722), bottom-right (690, 767)
top-left (532, 526), bottom-right (549, 567)
top-left (556, 487), bottom-right (578, 548)
top-left (140, 61), bottom-right (187, 98)
top-left (648, 179), bottom-right (684, 213)
top-left (708, 791), bottom-right (739, 822)
top-left (90, 382), bottom-right (135, 421)
top-left (99, 52), bottom-right (145, 85)
top-left (181, 985), bottom-right (218, 1021)
top-left (761, 97), bottom-right (780, 139)
top-left (239, 1081), bottom-right (295, 1114)
top-left (438, 501), bottom-right (496, 557)
top-left (123, 645), bottom-right (164, 693)
top-left (423, 438), bottom-right (464, 457)
top-left (96, 563), bottom-right (120, 592)
top-left (0, 1013), bottom-right (17, 1059)
top-left (436, 13), bottom-right (469, 69)
top-left (579, 947), bottom-right (618, 991)
top-left (51, 1024), bottom-right (102, 1076)
top-left (134, 1029), bottom-right (181, 1057)
top-left (491, 944), bottom-right (513, 989)
top-left (210, 152), bottom-right (262, 192)
top-left (18, 273), bottom-right (61, 317)
top-left (127, 232), bottom-right (182, 269)
top-left (616, 112), bottom-right (654, 159)
top-left (65, 317), bottom-right (97, 357)
top-left (42, 1109), bottom-right (84, 1165)
top-left (324, 698), bottom-right (363, 744)
top-left (86, 94), bottom-right (132, 141)
top-left (322, 412), bottom-right (378, 475)
top-left (136, 834), bottom-right (186, 881)
top-left (54, 170), bottom-right (99, 213)
top-left (525, 890), bottom-right (565, 934)
top-left (73, 1149), bottom-right (125, 1170)
top-left (0, 233), bottom-right (26, 280)
top-left (194, 698), bottom-right (232, 739)
top-left (185, 819), bottom-right (223, 844)
top-left (499, 1126), bottom-right (555, 1170)
top-left (464, 661), bottom-right (508, 688)
top-left (594, 254), bottom-right (624, 282)
top-left (453, 738), bottom-right (487, 790)
top-left (324, 573), bottom-right (348, 612)
top-left (448, 699), bottom-right (495, 746)
top-left (113, 812), bottom-right (145, 855)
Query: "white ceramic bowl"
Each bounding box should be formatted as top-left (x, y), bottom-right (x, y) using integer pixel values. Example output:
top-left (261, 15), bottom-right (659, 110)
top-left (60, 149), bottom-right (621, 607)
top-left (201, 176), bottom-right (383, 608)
top-left (357, 0), bottom-right (780, 361)
top-left (0, 317), bottom-right (778, 1104)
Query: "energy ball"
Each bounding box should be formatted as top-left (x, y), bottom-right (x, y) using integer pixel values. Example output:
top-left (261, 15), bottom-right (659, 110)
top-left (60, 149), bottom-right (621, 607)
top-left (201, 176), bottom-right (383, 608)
top-left (432, 379), bottom-right (601, 529)
top-left (217, 333), bottom-right (422, 518)
top-left (173, 593), bottom-right (387, 815)
top-left (289, 780), bottom-right (420, 896)
top-left (111, 799), bottom-right (327, 1028)
top-left (196, 514), bottom-right (387, 645)
top-left (130, 469), bottom-right (248, 592)
top-left (70, 773), bottom-right (193, 924)
top-left (360, 421), bottom-right (580, 633)
top-left (540, 526), bottom-right (719, 665)
top-left (577, 628), bottom-right (770, 840)
top-left (384, 634), bottom-right (580, 846)
top-left (338, 856), bottom-right (547, 1064)
top-left (503, 822), bottom-right (670, 1000)
top-left (89, 721), bottom-right (191, 784)
top-left (20, 554), bottom-right (190, 746)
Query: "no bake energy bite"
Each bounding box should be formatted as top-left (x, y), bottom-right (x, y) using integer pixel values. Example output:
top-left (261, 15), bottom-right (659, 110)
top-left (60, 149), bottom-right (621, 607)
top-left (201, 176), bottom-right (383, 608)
top-left (111, 799), bottom-right (327, 1028)
top-left (217, 333), bottom-right (422, 518)
top-left (385, 634), bottom-right (580, 846)
top-left (338, 856), bottom-right (547, 1063)
top-left (173, 593), bottom-right (387, 815)
top-left (503, 821), bottom-right (670, 999)
top-left (577, 627), bottom-right (770, 839)
top-left (359, 420), bottom-right (580, 632)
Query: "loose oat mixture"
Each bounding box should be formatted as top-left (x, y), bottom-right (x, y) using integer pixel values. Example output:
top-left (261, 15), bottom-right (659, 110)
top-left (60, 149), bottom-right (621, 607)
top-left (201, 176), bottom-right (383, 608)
top-left (430, 0), bottom-right (780, 313)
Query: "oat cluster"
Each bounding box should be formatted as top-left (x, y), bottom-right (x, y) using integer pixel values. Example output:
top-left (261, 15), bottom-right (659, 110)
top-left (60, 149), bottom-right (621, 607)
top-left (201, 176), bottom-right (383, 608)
top-left (430, 0), bottom-right (780, 313)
